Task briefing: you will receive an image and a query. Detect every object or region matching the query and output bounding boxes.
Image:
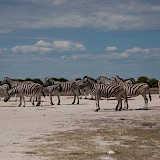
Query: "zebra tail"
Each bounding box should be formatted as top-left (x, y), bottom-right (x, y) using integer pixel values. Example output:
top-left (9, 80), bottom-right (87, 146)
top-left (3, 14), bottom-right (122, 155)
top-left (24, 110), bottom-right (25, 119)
top-left (148, 88), bottom-right (152, 101)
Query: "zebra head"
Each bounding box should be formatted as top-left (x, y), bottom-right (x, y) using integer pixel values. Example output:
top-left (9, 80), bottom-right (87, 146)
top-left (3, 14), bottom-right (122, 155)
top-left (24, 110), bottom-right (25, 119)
top-left (43, 78), bottom-right (55, 87)
top-left (79, 77), bottom-right (92, 89)
top-left (114, 75), bottom-right (124, 84)
top-left (1, 77), bottom-right (12, 88)
top-left (4, 88), bottom-right (15, 102)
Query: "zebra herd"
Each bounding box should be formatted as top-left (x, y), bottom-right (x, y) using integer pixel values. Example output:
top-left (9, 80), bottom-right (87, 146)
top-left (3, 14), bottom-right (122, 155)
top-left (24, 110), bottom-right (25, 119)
top-left (0, 75), bottom-right (155, 111)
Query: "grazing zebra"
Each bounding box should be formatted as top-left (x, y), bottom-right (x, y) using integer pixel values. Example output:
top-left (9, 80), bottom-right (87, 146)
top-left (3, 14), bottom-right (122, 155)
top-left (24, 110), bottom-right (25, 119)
top-left (43, 78), bottom-right (80, 105)
top-left (158, 80), bottom-right (160, 98)
top-left (0, 84), bottom-right (10, 100)
top-left (1, 77), bottom-right (34, 101)
top-left (4, 82), bottom-right (45, 107)
top-left (79, 76), bottom-right (128, 111)
top-left (43, 84), bottom-right (62, 105)
top-left (114, 75), bottom-right (151, 109)
top-left (79, 87), bottom-right (94, 99)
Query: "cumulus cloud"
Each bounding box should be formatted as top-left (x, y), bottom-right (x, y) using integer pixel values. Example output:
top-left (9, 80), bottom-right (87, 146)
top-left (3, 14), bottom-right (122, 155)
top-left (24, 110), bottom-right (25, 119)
top-left (0, 0), bottom-right (160, 34)
top-left (0, 47), bottom-right (8, 53)
top-left (71, 47), bottom-right (160, 60)
top-left (105, 46), bottom-right (118, 52)
top-left (11, 40), bottom-right (86, 53)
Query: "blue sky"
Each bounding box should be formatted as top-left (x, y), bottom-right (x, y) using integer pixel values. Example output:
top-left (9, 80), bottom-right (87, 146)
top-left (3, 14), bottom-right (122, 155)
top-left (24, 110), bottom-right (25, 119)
top-left (0, 0), bottom-right (160, 80)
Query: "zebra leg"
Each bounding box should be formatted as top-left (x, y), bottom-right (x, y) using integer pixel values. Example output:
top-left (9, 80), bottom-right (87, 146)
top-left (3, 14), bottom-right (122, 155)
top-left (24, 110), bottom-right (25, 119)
top-left (118, 99), bottom-right (123, 111)
top-left (18, 96), bottom-right (22, 107)
top-left (142, 94), bottom-right (148, 109)
top-left (72, 93), bottom-right (76, 104)
top-left (76, 90), bottom-right (80, 104)
top-left (36, 95), bottom-right (41, 106)
top-left (22, 96), bottom-right (26, 107)
top-left (115, 98), bottom-right (120, 111)
top-left (15, 94), bottom-right (18, 102)
top-left (57, 95), bottom-right (60, 105)
top-left (123, 94), bottom-right (129, 110)
top-left (49, 93), bottom-right (54, 105)
top-left (32, 95), bottom-right (35, 106)
top-left (29, 96), bottom-right (32, 102)
top-left (95, 96), bottom-right (100, 111)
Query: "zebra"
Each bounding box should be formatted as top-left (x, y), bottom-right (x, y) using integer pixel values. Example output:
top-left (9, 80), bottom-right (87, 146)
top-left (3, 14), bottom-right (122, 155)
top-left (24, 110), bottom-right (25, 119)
top-left (97, 76), bottom-right (136, 85)
top-left (114, 75), bottom-right (151, 109)
top-left (1, 77), bottom-right (34, 101)
top-left (97, 76), bottom-right (117, 85)
top-left (123, 78), bottom-right (136, 84)
top-left (79, 87), bottom-right (94, 99)
top-left (79, 76), bottom-right (128, 111)
top-left (4, 82), bottom-right (45, 107)
top-left (43, 84), bottom-right (62, 105)
top-left (43, 78), bottom-right (81, 105)
top-left (158, 80), bottom-right (160, 98)
top-left (0, 84), bottom-right (10, 100)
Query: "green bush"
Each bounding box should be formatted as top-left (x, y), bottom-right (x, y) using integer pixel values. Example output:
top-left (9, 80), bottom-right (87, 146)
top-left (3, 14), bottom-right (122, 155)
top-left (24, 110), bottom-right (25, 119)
top-left (137, 76), bottom-right (158, 88)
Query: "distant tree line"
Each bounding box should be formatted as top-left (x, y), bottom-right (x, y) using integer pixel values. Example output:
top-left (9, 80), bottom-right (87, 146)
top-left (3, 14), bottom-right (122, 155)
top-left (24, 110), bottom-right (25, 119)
top-left (10, 76), bottom-right (159, 88)
top-left (137, 76), bottom-right (158, 88)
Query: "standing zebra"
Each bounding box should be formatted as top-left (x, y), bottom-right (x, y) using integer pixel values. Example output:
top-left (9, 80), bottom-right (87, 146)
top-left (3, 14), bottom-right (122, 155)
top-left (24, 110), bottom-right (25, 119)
top-left (4, 82), bottom-right (45, 107)
top-left (79, 76), bottom-right (128, 111)
top-left (114, 75), bottom-right (151, 109)
top-left (43, 78), bottom-right (80, 105)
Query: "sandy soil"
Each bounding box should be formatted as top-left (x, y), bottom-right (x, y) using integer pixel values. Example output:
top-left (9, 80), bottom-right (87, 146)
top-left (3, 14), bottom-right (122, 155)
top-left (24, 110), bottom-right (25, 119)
top-left (0, 94), bottom-right (160, 160)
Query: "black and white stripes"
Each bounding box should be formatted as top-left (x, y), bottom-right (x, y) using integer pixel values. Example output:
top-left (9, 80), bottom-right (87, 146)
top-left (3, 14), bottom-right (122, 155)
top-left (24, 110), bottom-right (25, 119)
top-left (114, 75), bottom-right (151, 109)
top-left (79, 76), bottom-right (128, 111)
top-left (43, 78), bottom-right (80, 105)
top-left (2, 77), bottom-right (44, 107)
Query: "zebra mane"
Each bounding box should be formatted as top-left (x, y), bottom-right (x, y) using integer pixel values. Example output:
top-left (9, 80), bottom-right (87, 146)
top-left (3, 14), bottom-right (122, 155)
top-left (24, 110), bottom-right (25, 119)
top-left (114, 75), bottom-right (125, 83)
top-left (83, 76), bottom-right (97, 83)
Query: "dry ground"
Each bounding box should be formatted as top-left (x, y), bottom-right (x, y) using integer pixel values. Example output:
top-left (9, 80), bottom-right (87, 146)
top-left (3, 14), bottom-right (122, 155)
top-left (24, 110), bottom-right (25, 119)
top-left (0, 94), bottom-right (160, 160)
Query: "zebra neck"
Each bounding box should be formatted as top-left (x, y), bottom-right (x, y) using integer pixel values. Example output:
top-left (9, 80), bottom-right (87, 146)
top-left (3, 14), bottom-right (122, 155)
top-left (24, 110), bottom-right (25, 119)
top-left (87, 79), bottom-right (96, 90)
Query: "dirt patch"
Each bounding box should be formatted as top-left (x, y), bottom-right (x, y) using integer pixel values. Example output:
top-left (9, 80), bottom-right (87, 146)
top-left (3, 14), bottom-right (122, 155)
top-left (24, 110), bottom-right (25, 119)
top-left (25, 116), bottom-right (160, 160)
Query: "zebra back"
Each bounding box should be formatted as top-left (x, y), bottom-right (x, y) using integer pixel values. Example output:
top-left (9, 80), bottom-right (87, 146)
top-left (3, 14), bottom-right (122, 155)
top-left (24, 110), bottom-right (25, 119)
top-left (97, 76), bottom-right (116, 85)
top-left (114, 75), bottom-right (150, 97)
top-left (81, 77), bottom-right (125, 98)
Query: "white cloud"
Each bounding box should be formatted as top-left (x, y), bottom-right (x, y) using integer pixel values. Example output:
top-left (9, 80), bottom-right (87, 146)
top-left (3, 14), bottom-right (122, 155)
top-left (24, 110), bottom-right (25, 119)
top-left (106, 46), bottom-right (118, 52)
top-left (0, 0), bottom-right (160, 34)
top-left (125, 47), bottom-right (149, 54)
top-left (11, 40), bottom-right (86, 53)
top-left (0, 48), bottom-right (8, 53)
top-left (71, 47), bottom-right (160, 60)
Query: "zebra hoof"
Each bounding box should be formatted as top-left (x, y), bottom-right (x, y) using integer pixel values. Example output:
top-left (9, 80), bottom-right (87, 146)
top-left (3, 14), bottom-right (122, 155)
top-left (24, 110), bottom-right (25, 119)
top-left (51, 103), bottom-right (54, 105)
top-left (57, 103), bottom-right (60, 105)
top-left (94, 108), bottom-right (100, 112)
top-left (36, 104), bottom-right (40, 106)
top-left (23, 105), bottom-right (25, 107)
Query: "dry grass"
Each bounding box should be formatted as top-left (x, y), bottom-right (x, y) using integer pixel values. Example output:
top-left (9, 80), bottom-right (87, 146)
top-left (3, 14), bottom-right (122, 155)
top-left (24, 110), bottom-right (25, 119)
top-left (25, 116), bottom-right (160, 160)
